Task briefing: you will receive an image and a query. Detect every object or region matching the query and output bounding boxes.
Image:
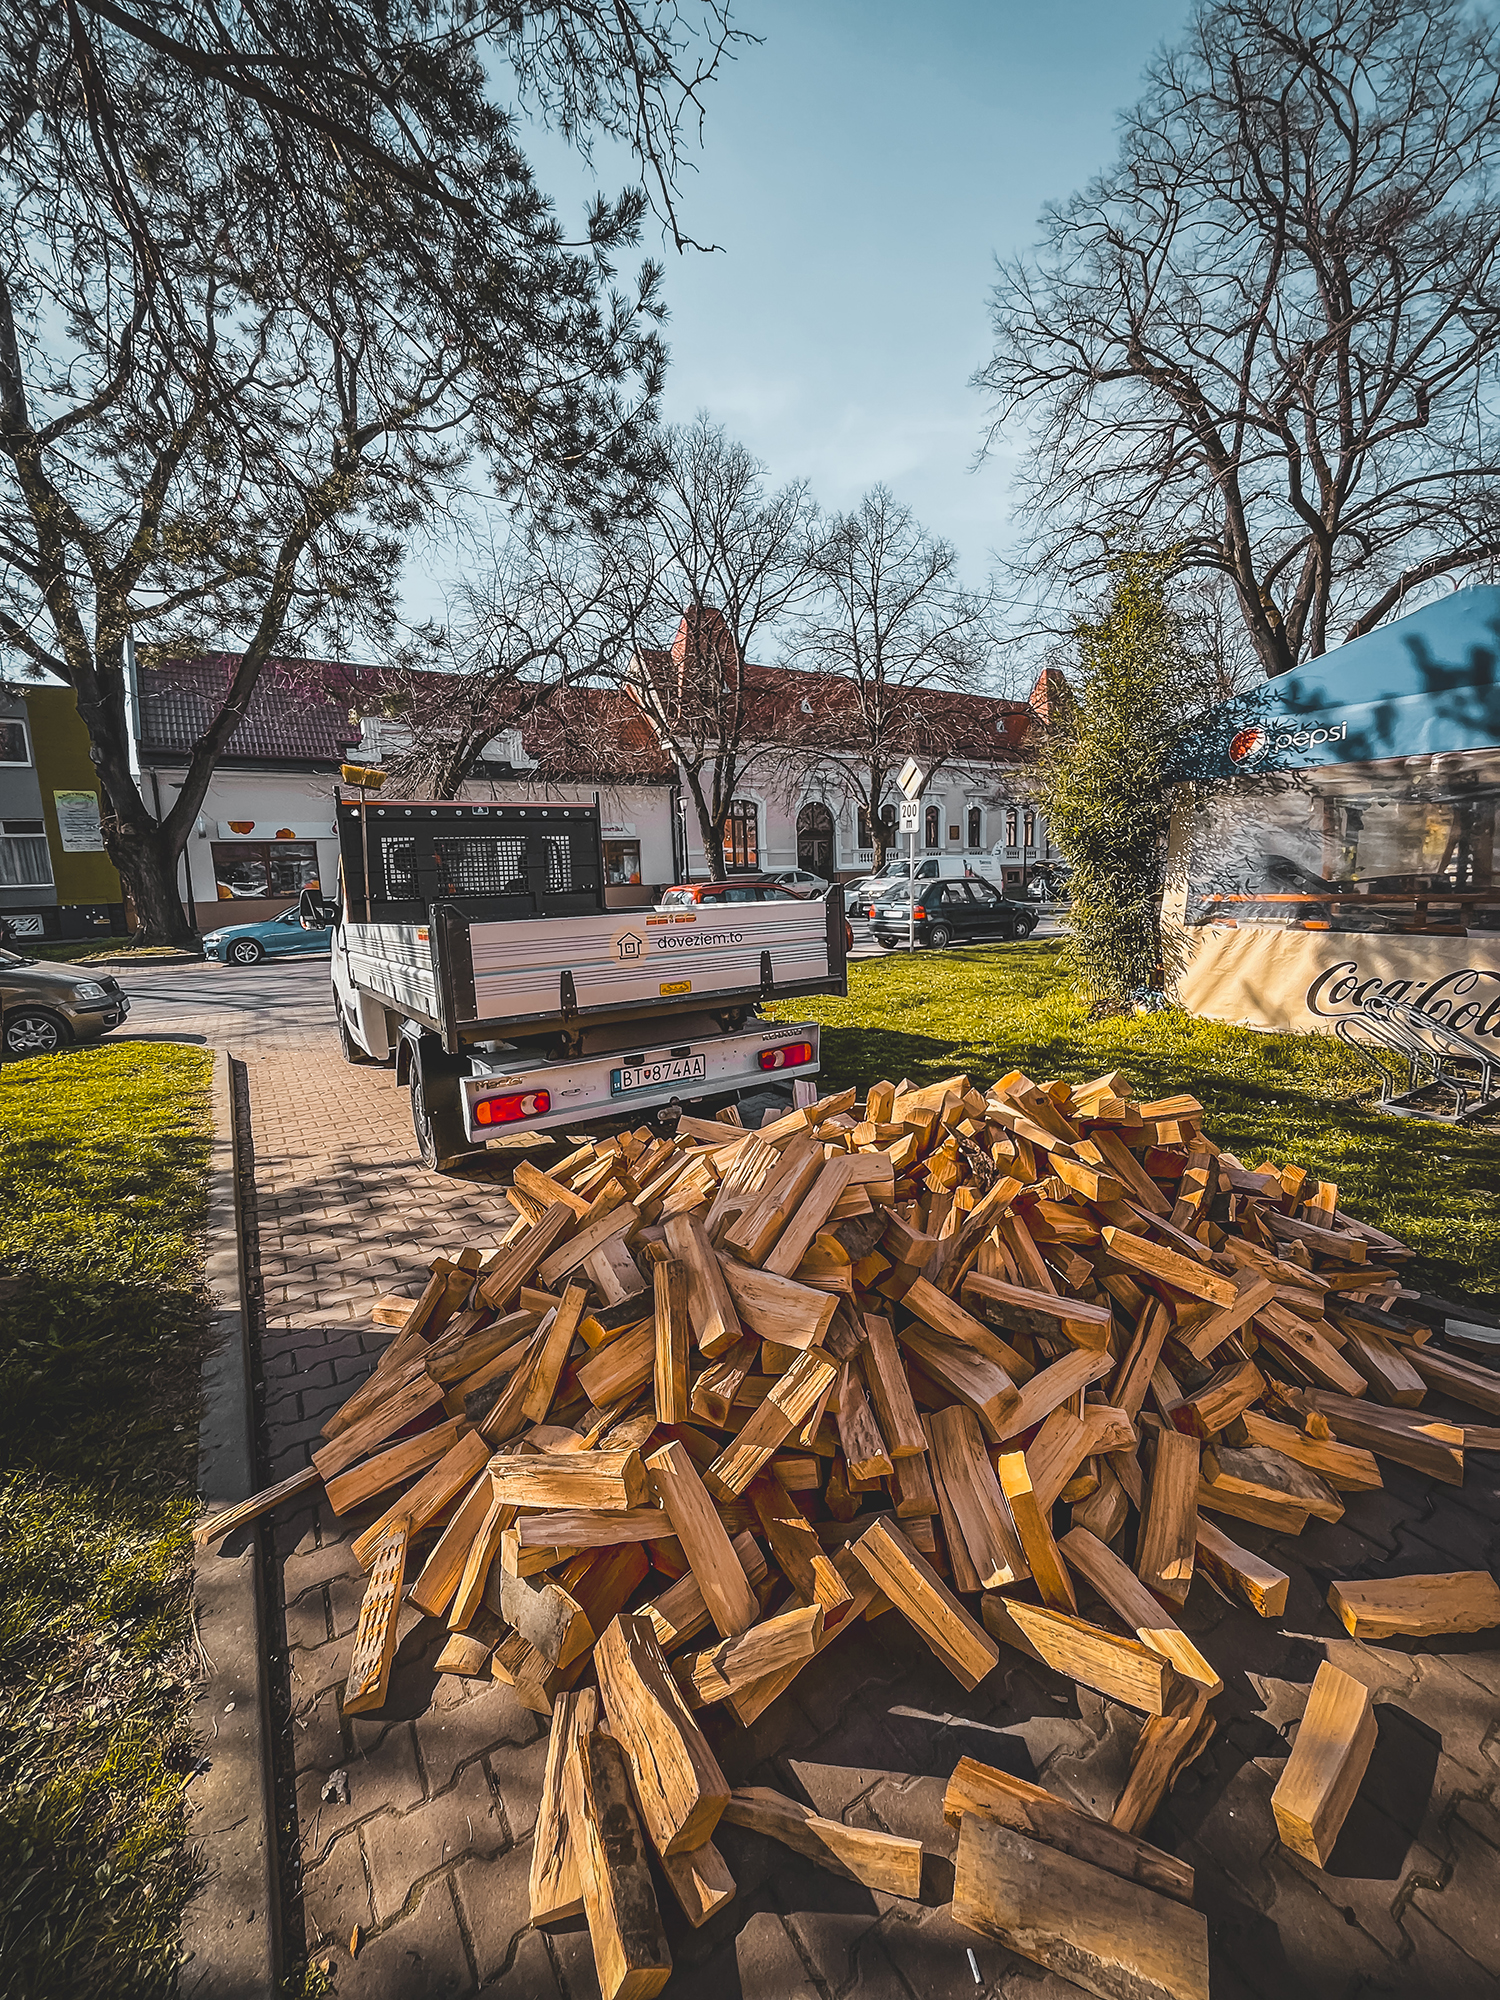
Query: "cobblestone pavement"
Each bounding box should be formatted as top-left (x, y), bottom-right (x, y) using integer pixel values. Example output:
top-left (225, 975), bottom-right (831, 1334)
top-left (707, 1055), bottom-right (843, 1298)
top-left (137, 961), bottom-right (1500, 1999)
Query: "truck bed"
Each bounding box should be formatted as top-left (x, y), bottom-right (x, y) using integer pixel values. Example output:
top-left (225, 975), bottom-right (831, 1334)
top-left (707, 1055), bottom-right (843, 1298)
top-left (344, 894), bottom-right (845, 1046)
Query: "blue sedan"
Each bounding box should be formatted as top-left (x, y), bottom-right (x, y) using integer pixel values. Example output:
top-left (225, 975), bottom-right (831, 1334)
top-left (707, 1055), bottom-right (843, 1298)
top-left (202, 908), bottom-right (333, 965)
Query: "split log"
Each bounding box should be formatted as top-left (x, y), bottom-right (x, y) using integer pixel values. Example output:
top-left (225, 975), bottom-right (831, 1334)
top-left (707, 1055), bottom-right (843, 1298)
top-left (594, 1612), bottom-right (731, 1855)
top-left (1270, 1661), bottom-right (1377, 1868)
top-left (721, 1785), bottom-right (923, 1899)
top-left (562, 1727), bottom-right (672, 2000)
top-left (1327, 1571), bottom-right (1500, 1639)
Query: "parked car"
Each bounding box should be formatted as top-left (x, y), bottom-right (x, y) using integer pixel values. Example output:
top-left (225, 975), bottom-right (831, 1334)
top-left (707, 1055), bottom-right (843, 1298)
top-left (866, 877), bottom-right (1036, 949)
top-left (657, 879), bottom-right (806, 908)
top-left (766, 867), bottom-right (831, 895)
top-left (0, 946), bottom-right (130, 1056)
top-left (202, 906), bottom-right (335, 965)
top-left (656, 879), bottom-right (853, 952)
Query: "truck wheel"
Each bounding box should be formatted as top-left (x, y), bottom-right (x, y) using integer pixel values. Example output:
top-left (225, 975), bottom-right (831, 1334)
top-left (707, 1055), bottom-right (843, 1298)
top-left (410, 1063), bottom-right (468, 1172)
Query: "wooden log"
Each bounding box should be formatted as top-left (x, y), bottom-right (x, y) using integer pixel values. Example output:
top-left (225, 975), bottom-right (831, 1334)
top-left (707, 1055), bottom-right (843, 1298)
top-left (1327, 1571), bottom-right (1500, 1639)
top-left (513, 1508), bottom-right (673, 1551)
top-left (488, 1448), bottom-right (649, 1512)
top-left (663, 1211), bottom-right (742, 1358)
top-left (1071, 1458), bottom-right (1130, 1543)
top-left (537, 1202), bottom-right (641, 1292)
top-left (835, 1358), bottom-right (892, 1481)
top-left (721, 1786), bottom-right (923, 1899)
top-left (981, 1595), bottom-right (1178, 1715)
top-left (530, 1686), bottom-right (597, 1926)
top-left (721, 1134), bottom-right (825, 1263)
top-left (926, 1405), bottom-right (1029, 1591)
top-left (1111, 1686), bottom-right (1214, 1835)
top-left (763, 1155), bottom-right (859, 1276)
top-left (995, 1450), bottom-right (1076, 1612)
top-left (1253, 1304), bottom-right (1370, 1398)
top-left (652, 1258), bottom-right (691, 1425)
top-left (1167, 1358), bottom-right (1264, 1440)
top-left (194, 1463), bottom-right (322, 1547)
top-left (342, 1523), bottom-right (408, 1715)
top-left (701, 1349), bottom-right (839, 1503)
top-left (860, 1313), bottom-right (927, 1456)
top-left (312, 1366), bottom-right (446, 1482)
top-left (575, 1319), bottom-right (655, 1410)
top-left (994, 1347), bottom-right (1113, 1442)
top-left (1110, 1299), bottom-right (1172, 1423)
top-left (1193, 1518), bottom-right (1289, 1618)
top-left (1238, 1410), bottom-right (1382, 1492)
top-left (717, 1256), bottom-right (838, 1347)
top-left (497, 1566), bottom-right (593, 1672)
top-left (1200, 1441), bottom-right (1343, 1524)
top-left (961, 1272), bottom-right (1114, 1351)
top-left (435, 1627), bottom-right (497, 1677)
top-left (1099, 1227), bottom-right (1238, 1305)
top-left (352, 1428), bottom-right (492, 1567)
top-left (1271, 1661), bottom-right (1377, 1868)
top-left (1059, 1526), bottom-right (1221, 1695)
top-left (477, 1202), bottom-right (576, 1310)
top-left (1388, 1339), bottom-right (1500, 1418)
top-left (656, 1840), bottom-right (736, 1929)
top-left (448, 1490), bottom-right (513, 1629)
top-left (647, 1439), bottom-right (759, 1637)
top-left (1295, 1390), bottom-right (1464, 1485)
top-left (906, 1274), bottom-right (1038, 1375)
top-left (405, 1470), bottom-right (499, 1620)
top-left (1134, 1427), bottom-right (1199, 1609)
top-left (1175, 1273), bottom-right (1276, 1363)
top-left (952, 1815), bottom-right (1209, 2000)
top-left (850, 1517), bottom-right (1000, 1691)
top-left (898, 1324), bottom-right (1022, 1441)
top-left (520, 1283), bottom-right (590, 1426)
top-left (562, 1727), bottom-right (672, 2000)
top-left (748, 1476), bottom-right (852, 1614)
top-left (941, 1756), bottom-right (1195, 1905)
top-left (594, 1612), bottom-right (731, 1856)
top-left (676, 1603), bottom-right (824, 1706)
top-left (637, 1530), bottom-right (767, 1653)
top-left (1335, 1318), bottom-right (1426, 1408)
top-left (323, 1416), bottom-right (464, 1516)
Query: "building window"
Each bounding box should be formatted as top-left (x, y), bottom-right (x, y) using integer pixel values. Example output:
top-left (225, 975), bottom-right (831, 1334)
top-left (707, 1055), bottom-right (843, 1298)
top-left (1023, 811), bottom-right (1036, 851)
top-left (0, 719), bottom-right (31, 766)
top-left (211, 840), bottom-right (322, 901)
top-left (1005, 807), bottom-right (1018, 847)
top-left (857, 803), bottom-right (873, 848)
top-left (0, 820), bottom-right (53, 888)
top-left (725, 799), bottom-right (759, 872)
top-left (603, 839), bottom-right (642, 886)
top-left (967, 806), bottom-right (982, 851)
top-left (924, 804), bottom-right (940, 851)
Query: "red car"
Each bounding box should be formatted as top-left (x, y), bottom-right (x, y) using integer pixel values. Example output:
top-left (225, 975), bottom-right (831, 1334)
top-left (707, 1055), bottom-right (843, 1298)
top-left (657, 879), bottom-right (854, 952)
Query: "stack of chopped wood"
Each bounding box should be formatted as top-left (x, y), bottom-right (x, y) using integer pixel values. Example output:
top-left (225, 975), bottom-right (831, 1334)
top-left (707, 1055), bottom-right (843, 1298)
top-left (201, 1068), bottom-right (1500, 2000)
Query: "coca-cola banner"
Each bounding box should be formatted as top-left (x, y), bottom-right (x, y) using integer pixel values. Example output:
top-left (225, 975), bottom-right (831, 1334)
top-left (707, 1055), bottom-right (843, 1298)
top-left (1175, 924), bottom-right (1500, 1040)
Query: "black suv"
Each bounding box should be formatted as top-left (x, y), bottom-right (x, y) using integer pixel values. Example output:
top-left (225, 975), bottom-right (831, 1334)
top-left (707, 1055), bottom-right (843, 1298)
top-left (867, 877), bottom-right (1037, 949)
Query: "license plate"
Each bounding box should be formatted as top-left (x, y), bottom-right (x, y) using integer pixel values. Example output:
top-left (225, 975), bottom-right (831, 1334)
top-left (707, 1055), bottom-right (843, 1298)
top-left (611, 1053), bottom-right (707, 1095)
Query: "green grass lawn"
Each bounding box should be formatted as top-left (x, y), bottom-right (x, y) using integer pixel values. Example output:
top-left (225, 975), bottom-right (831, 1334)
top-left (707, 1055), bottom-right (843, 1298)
top-left (770, 941), bottom-right (1500, 1299)
top-left (0, 1042), bottom-right (213, 1999)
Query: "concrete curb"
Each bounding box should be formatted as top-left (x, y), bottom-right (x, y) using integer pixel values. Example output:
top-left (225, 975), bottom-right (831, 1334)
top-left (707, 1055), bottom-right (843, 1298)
top-left (180, 1049), bottom-right (280, 1998)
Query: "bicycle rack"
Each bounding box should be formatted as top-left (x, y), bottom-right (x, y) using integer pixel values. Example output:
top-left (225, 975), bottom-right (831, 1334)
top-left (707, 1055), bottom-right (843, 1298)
top-left (1336, 991), bottom-right (1500, 1121)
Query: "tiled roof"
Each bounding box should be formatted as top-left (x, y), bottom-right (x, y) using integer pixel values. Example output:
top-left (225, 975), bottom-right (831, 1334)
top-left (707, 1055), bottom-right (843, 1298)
top-left (139, 653), bottom-right (367, 762)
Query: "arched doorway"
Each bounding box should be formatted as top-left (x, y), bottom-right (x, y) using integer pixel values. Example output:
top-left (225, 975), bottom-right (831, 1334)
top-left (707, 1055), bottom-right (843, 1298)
top-left (797, 801), bottom-right (835, 876)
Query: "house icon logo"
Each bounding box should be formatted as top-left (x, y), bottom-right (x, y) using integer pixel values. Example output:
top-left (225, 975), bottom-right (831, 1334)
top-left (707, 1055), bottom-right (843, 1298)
top-left (615, 932), bottom-right (645, 961)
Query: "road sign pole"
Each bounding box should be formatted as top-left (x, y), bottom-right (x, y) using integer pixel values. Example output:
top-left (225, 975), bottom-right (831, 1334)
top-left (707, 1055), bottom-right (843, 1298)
top-left (908, 826), bottom-right (915, 953)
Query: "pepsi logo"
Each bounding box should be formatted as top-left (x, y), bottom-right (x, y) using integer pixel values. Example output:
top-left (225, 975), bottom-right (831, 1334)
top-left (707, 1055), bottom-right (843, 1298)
top-left (1229, 726), bottom-right (1266, 766)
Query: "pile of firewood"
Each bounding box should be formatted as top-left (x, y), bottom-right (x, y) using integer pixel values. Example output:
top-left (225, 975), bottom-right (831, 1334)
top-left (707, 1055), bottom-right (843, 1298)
top-left (202, 1069), bottom-right (1500, 2000)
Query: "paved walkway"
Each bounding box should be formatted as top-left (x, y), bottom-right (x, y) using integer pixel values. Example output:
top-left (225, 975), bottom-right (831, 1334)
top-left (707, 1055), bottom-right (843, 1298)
top-left (121, 962), bottom-right (1500, 1998)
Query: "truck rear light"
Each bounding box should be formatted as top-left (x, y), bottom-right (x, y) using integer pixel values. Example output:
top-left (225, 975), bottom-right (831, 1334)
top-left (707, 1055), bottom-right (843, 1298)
top-left (474, 1088), bottom-right (551, 1125)
top-left (759, 1042), bottom-right (814, 1071)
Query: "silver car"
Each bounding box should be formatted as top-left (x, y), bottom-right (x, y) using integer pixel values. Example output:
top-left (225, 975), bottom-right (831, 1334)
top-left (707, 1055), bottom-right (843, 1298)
top-left (0, 946), bottom-right (130, 1057)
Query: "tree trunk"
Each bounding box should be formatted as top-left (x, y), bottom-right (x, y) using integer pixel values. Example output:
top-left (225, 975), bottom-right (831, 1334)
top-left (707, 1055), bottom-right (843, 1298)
top-left (108, 817), bottom-right (200, 949)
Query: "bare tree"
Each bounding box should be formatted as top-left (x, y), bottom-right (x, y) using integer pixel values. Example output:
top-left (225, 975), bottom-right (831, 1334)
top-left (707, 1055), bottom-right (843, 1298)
top-left (378, 531), bottom-right (640, 797)
top-left (620, 416), bottom-right (818, 877)
top-left (0, 0), bottom-right (739, 943)
top-left (979, 0), bottom-right (1500, 678)
top-left (788, 488), bottom-right (995, 872)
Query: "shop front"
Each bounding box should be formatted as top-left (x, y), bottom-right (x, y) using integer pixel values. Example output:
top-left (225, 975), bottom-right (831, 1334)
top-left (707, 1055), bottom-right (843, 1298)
top-left (1167, 587), bottom-right (1500, 1039)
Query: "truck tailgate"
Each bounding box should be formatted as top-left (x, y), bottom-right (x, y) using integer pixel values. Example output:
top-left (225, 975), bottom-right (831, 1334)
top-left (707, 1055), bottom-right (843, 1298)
top-left (463, 897), bottom-right (840, 1028)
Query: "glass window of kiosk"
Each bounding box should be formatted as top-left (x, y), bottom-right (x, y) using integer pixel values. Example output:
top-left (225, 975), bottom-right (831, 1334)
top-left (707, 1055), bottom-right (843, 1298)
top-left (1183, 750), bottom-right (1500, 935)
top-left (603, 839), bottom-right (642, 885)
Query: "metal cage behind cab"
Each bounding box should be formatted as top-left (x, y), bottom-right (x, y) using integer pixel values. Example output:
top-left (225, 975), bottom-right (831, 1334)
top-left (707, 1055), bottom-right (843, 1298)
top-left (337, 798), bottom-right (605, 925)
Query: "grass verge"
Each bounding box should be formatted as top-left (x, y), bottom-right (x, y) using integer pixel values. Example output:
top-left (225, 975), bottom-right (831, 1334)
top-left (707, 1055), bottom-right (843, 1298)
top-left (771, 942), bottom-right (1500, 1297)
top-left (0, 1042), bottom-right (213, 1998)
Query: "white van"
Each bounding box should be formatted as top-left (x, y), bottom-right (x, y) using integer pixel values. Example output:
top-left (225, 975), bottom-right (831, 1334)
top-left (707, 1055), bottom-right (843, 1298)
top-left (867, 855), bottom-right (1009, 890)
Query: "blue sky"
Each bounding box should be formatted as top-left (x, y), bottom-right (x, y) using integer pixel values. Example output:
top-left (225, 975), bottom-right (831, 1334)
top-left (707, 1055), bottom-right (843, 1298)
top-left (409, 0), bottom-right (1192, 642)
